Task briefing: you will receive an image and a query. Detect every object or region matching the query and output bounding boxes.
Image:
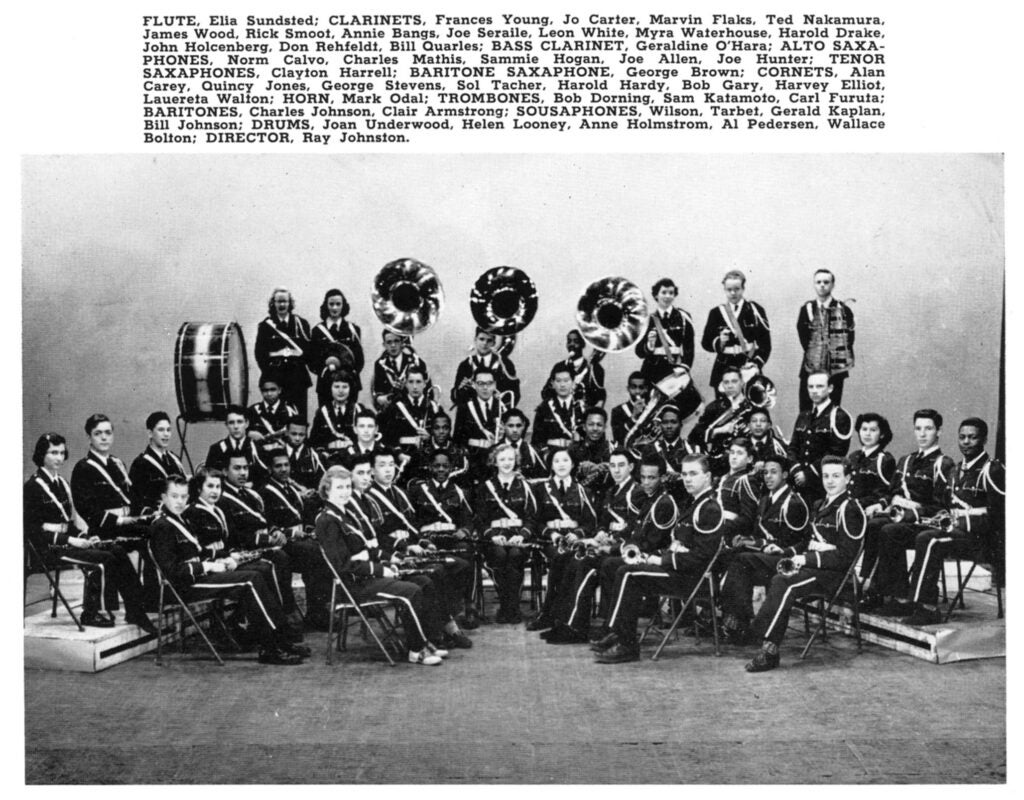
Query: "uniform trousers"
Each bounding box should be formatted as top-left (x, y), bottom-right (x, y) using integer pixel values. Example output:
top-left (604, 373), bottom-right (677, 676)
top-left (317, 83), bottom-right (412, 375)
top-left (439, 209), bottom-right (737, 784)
top-left (96, 522), bottom-right (159, 610)
top-left (607, 558), bottom-right (707, 642)
top-left (350, 575), bottom-right (443, 651)
top-left (551, 553), bottom-right (604, 633)
top-left (720, 551), bottom-right (785, 625)
top-left (425, 535), bottom-right (479, 604)
top-left (182, 568), bottom-right (290, 650)
top-left (749, 568), bottom-right (843, 645)
top-left (404, 556), bottom-right (472, 619)
top-left (539, 542), bottom-right (574, 618)
top-left (907, 527), bottom-right (979, 606)
top-left (482, 538), bottom-right (527, 614)
top-left (281, 538), bottom-right (333, 623)
top-left (874, 522), bottom-right (929, 599)
top-left (859, 517), bottom-right (890, 587)
top-left (57, 544), bottom-right (148, 618)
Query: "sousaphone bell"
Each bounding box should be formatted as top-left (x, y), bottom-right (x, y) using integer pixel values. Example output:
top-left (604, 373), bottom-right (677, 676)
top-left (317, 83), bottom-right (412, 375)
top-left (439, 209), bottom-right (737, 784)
top-left (471, 267), bottom-right (538, 356)
top-left (371, 258), bottom-right (445, 336)
top-left (575, 277), bottom-right (650, 352)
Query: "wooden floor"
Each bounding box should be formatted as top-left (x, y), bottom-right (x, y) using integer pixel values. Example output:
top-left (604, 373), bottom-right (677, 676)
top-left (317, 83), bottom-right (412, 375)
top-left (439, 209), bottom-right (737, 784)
top-left (25, 597), bottom-right (1006, 784)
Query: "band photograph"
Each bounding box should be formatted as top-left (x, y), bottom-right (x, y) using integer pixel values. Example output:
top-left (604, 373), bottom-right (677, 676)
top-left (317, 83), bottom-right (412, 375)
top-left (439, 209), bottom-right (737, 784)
top-left (21, 153), bottom-right (1005, 784)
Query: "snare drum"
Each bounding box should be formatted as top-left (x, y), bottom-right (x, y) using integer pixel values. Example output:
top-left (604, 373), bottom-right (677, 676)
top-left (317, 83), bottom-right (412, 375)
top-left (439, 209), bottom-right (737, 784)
top-left (174, 321), bottom-right (249, 422)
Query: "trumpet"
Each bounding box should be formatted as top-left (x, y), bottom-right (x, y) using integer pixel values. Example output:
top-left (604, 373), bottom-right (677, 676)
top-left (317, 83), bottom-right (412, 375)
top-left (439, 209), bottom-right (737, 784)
top-left (920, 511), bottom-right (955, 532)
top-left (776, 557), bottom-right (801, 577)
top-left (621, 542), bottom-right (645, 566)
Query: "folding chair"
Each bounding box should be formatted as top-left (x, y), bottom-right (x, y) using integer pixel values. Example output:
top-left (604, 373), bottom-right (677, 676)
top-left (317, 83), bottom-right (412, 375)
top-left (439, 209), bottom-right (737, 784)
top-left (23, 537), bottom-right (103, 632)
top-left (148, 543), bottom-right (230, 666)
top-left (794, 543), bottom-right (864, 659)
top-left (942, 553), bottom-right (1004, 622)
top-left (319, 545), bottom-right (402, 666)
top-left (645, 539), bottom-right (728, 661)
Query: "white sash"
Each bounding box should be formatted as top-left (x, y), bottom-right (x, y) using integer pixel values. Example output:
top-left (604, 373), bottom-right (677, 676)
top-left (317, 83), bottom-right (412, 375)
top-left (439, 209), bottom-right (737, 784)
top-left (545, 482), bottom-right (574, 523)
top-left (196, 501), bottom-right (229, 536)
top-left (367, 486), bottom-right (418, 532)
top-left (548, 400), bottom-right (576, 438)
top-left (86, 457), bottom-right (132, 505)
top-left (262, 318), bottom-right (305, 353)
top-left (419, 482), bottom-right (454, 525)
top-left (164, 514), bottom-right (202, 550)
top-left (35, 475), bottom-right (71, 522)
top-left (468, 398), bottom-right (501, 441)
top-left (221, 487), bottom-right (267, 524)
top-left (264, 482), bottom-right (303, 522)
top-left (486, 479), bottom-right (521, 521)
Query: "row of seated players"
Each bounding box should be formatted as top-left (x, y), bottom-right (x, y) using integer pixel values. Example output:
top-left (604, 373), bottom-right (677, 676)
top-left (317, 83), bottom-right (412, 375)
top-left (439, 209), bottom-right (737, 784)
top-left (28, 396), bottom-right (1002, 671)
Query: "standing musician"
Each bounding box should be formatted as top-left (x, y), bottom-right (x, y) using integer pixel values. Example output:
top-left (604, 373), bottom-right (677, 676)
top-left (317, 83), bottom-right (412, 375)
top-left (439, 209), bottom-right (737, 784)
top-left (542, 329), bottom-right (606, 407)
top-left (150, 476), bottom-right (307, 665)
top-left (25, 433), bottom-right (156, 632)
top-left (496, 408), bottom-right (547, 483)
top-left (129, 411), bottom-right (187, 515)
top-left (406, 449), bottom-right (481, 628)
top-left (452, 366), bottom-right (507, 476)
top-left (595, 454), bottom-right (725, 664)
top-left (70, 413), bottom-right (159, 607)
top-left (451, 327), bottom-right (521, 408)
top-left (309, 371), bottom-right (365, 463)
top-left (786, 371), bottom-right (853, 502)
top-left (527, 447), bottom-right (599, 634)
top-left (634, 277), bottom-right (696, 384)
top-left (473, 443), bottom-right (539, 624)
top-left (217, 452), bottom-right (318, 629)
top-left (379, 365), bottom-right (438, 459)
top-left (688, 367), bottom-right (749, 476)
top-left (254, 286), bottom-right (313, 421)
top-left (310, 288), bottom-right (365, 405)
top-left (532, 364), bottom-right (586, 453)
top-left (895, 417), bottom-right (1005, 625)
top-left (543, 449), bottom-right (645, 643)
top-left (747, 409), bottom-right (788, 473)
top-left (569, 407), bottom-right (613, 500)
top-left (284, 416), bottom-right (325, 492)
top-left (611, 371), bottom-right (650, 447)
top-left (847, 413), bottom-right (896, 518)
top-left (864, 409), bottom-right (957, 616)
top-left (744, 456), bottom-right (865, 672)
top-left (183, 466), bottom-right (303, 643)
top-left (797, 269), bottom-right (855, 411)
top-left (700, 269), bottom-right (772, 391)
top-left (203, 405), bottom-right (269, 486)
top-left (594, 456), bottom-right (680, 636)
top-left (409, 411), bottom-right (470, 486)
top-left (315, 466), bottom-right (450, 666)
top-left (246, 372), bottom-right (298, 445)
top-left (371, 330), bottom-right (431, 412)
top-left (719, 454), bottom-right (810, 644)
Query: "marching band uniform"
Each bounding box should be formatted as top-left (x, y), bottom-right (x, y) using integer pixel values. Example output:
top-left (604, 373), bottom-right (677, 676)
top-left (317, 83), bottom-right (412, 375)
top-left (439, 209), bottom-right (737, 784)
top-left (451, 351), bottom-right (520, 408)
top-left (380, 393), bottom-right (439, 456)
top-left (128, 445), bottom-right (187, 514)
top-left (719, 484), bottom-right (810, 637)
top-left (543, 354), bottom-right (606, 408)
top-left (797, 297), bottom-right (855, 411)
top-left (204, 436), bottom-right (269, 486)
top-left (532, 396), bottom-right (585, 452)
top-left (246, 397), bottom-right (299, 442)
top-left (473, 472), bottom-right (538, 623)
top-left (700, 299), bottom-right (772, 389)
top-left (309, 400), bottom-right (365, 461)
top-left (642, 434), bottom-right (701, 478)
top-left (255, 311), bottom-right (313, 420)
top-left (452, 395), bottom-right (506, 475)
top-left (749, 431), bottom-right (788, 469)
top-left (634, 306), bottom-right (695, 384)
top-left (371, 346), bottom-right (430, 411)
top-left (24, 468), bottom-right (151, 627)
top-left (498, 436), bottom-right (547, 483)
top-left (847, 445), bottom-right (896, 511)
top-left (716, 467), bottom-right (763, 539)
top-left (310, 318), bottom-right (364, 404)
top-left (287, 439), bottom-right (325, 492)
top-left (409, 438), bottom-right (470, 487)
top-left (787, 399), bottom-right (853, 501)
top-left (688, 394), bottom-right (748, 476)
top-left (611, 398), bottom-right (645, 448)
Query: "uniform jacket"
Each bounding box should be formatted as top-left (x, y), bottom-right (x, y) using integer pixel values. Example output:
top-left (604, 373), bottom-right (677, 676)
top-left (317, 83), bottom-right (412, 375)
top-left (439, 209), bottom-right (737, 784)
top-left (451, 351), bottom-right (520, 407)
top-left (700, 300), bottom-right (772, 387)
top-left (309, 400), bottom-right (366, 452)
top-left (204, 436), bottom-right (269, 484)
top-left (532, 397), bottom-right (586, 449)
top-left (473, 475), bottom-right (538, 537)
top-left (847, 447), bottom-right (896, 509)
top-left (667, 487), bottom-right (727, 566)
top-left (787, 400), bottom-right (853, 483)
top-left (246, 399), bottom-right (299, 439)
top-left (255, 313), bottom-right (313, 388)
top-left (218, 481), bottom-right (272, 548)
top-left (310, 319), bottom-right (365, 393)
top-left (407, 478), bottom-right (474, 532)
top-left (371, 349), bottom-right (430, 409)
top-left (887, 447), bottom-right (956, 521)
top-left (634, 306), bottom-right (695, 383)
top-left (803, 490), bottom-right (866, 571)
top-left (24, 469), bottom-right (77, 550)
top-left (71, 451), bottom-right (137, 530)
top-left (535, 477), bottom-right (598, 535)
top-left (129, 446), bottom-right (186, 513)
top-left (753, 485), bottom-right (810, 555)
top-left (183, 501), bottom-right (232, 560)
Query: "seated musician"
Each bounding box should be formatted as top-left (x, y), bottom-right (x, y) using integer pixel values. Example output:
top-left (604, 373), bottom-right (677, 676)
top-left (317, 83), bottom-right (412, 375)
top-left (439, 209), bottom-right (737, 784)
top-left (744, 456), bottom-right (865, 672)
top-left (409, 411), bottom-right (470, 486)
top-left (747, 408), bottom-right (787, 473)
top-left (309, 370), bottom-right (364, 463)
top-left (335, 409), bottom-right (383, 470)
top-left (150, 476), bottom-right (307, 665)
top-left (217, 452), bottom-right (315, 630)
top-left (847, 413), bottom-right (896, 519)
top-left (183, 466), bottom-right (303, 644)
top-left (527, 447), bottom-right (599, 635)
top-left (633, 277), bottom-right (695, 385)
top-left (406, 449), bottom-right (481, 628)
top-left (542, 448), bottom-right (644, 643)
top-left (310, 288), bottom-right (365, 406)
top-left (640, 404), bottom-right (702, 481)
top-left (350, 453), bottom-right (473, 649)
top-left (532, 364), bottom-right (586, 454)
top-left (70, 413), bottom-right (159, 607)
top-left (25, 433), bottom-right (156, 633)
top-left (687, 366), bottom-right (747, 476)
top-left (284, 415), bottom-right (325, 492)
top-left (371, 330), bottom-right (430, 412)
top-left (204, 404), bottom-right (269, 486)
top-left (128, 410), bottom-right (187, 514)
top-left (379, 365), bottom-right (438, 464)
top-left (883, 417), bottom-right (1003, 626)
top-left (716, 437), bottom-right (763, 540)
top-left (542, 329), bottom-right (606, 408)
top-left (786, 371), bottom-right (853, 502)
top-left (719, 454), bottom-right (810, 644)
top-left (452, 366), bottom-right (507, 476)
top-left (246, 371), bottom-right (299, 445)
top-left (315, 466), bottom-right (450, 666)
top-left (568, 407), bottom-right (612, 501)
top-left (451, 327), bottom-right (520, 408)
top-left (594, 456), bottom-right (681, 641)
top-left (496, 408), bottom-right (546, 483)
top-left (595, 454), bottom-right (726, 664)
top-left (472, 443), bottom-right (539, 624)
top-left (610, 371), bottom-right (650, 447)
top-left (862, 409), bottom-right (955, 613)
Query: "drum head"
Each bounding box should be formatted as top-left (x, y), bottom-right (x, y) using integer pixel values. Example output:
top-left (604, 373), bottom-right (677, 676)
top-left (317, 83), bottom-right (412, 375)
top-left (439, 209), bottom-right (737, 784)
top-left (174, 321), bottom-right (249, 422)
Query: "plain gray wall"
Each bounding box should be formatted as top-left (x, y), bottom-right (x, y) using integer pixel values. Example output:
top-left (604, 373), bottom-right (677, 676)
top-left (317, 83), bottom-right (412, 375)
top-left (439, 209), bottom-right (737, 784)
top-left (22, 154), bottom-right (1003, 474)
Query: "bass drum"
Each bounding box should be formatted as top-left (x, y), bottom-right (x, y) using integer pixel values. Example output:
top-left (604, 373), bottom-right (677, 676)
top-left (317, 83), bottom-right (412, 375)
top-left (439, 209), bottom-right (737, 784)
top-left (174, 322), bottom-right (249, 422)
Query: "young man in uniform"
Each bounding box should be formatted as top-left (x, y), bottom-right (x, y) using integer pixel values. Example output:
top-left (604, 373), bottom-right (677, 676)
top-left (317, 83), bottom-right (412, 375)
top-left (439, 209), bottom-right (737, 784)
top-left (786, 371), bottom-right (853, 502)
top-left (204, 404), bottom-right (269, 486)
top-left (700, 269), bottom-right (772, 392)
top-left (451, 327), bottom-right (520, 408)
top-left (452, 366), bottom-right (507, 475)
top-left (129, 410), bottom-right (187, 514)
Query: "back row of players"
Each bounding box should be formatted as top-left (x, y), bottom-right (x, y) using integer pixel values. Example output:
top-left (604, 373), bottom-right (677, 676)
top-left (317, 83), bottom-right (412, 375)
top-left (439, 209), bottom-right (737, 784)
top-left (26, 342), bottom-right (1003, 671)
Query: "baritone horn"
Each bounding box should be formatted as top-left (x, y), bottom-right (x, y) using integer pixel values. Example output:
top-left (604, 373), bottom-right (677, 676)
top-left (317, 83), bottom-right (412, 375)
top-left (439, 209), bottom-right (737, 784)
top-left (371, 258), bottom-right (445, 336)
top-left (576, 277), bottom-right (650, 353)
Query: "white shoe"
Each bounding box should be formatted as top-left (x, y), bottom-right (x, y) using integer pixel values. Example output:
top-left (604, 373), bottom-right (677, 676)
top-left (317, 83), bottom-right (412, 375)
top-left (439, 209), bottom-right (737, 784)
top-left (408, 648), bottom-right (443, 666)
top-left (425, 642), bottom-right (449, 659)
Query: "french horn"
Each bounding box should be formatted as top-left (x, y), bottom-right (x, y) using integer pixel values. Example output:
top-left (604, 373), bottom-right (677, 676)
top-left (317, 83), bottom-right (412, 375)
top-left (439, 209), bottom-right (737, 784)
top-left (576, 277), bottom-right (650, 352)
top-left (371, 258), bottom-right (445, 336)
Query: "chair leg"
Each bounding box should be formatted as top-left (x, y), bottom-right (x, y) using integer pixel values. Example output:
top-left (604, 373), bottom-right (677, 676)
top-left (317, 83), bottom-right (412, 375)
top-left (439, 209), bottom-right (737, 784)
top-left (708, 580), bottom-right (721, 657)
top-left (943, 563), bottom-right (977, 623)
top-left (168, 587), bottom-right (225, 666)
top-left (51, 568), bottom-right (61, 618)
top-left (326, 584), bottom-right (337, 665)
top-left (956, 559), bottom-right (966, 609)
top-left (997, 585), bottom-right (1004, 620)
top-left (819, 597), bottom-right (828, 642)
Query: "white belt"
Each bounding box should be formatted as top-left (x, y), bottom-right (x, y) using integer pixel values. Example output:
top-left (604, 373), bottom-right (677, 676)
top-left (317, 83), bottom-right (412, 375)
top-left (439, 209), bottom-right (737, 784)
top-left (545, 520), bottom-right (578, 530)
top-left (468, 438), bottom-right (493, 449)
top-left (421, 522), bottom-right (456, 533)
top-left (547, 438), bottom-right (573, 448)
top-left (490, 518), bottom-right (522, 529)
top-left (399, 436), bottom-right (421, 445)
top-left (106, 506), bottom-right (130, 517)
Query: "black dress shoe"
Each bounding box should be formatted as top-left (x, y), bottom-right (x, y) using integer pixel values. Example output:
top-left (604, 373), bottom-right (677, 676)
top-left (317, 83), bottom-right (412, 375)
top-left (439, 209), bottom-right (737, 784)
top-left (527, 616), bottom-right (553, 632)
top-left (258, 647), bottom-right (304, 665)
top-left (444, 630), bottom-right (474, 649)
top-left (590, 631), bottom-right (619, 653)
top-left (545, 624), bottom-right (589, 645)
top-left (80, 612), bottom-right (115, 629)
top-left (125, 613), bottom-right (159, 636)
top-left (745, 649), bottom-right (780, 673)
top-left (595, 641), bottom-right (640, 663)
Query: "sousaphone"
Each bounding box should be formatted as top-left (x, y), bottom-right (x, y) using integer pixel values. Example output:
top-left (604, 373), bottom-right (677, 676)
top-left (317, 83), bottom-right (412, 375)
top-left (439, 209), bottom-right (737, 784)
top-left (470, 266), bottom-right (538, 355)
top-left (371, 257), bottom-right (445, 336)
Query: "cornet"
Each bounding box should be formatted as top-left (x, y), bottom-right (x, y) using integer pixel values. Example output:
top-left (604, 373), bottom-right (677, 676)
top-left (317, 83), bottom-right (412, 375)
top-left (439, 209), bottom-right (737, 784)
top-left (621, 542), bottom-right (645, 565)
top-left (776, 557), bottom-right (801, 578)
